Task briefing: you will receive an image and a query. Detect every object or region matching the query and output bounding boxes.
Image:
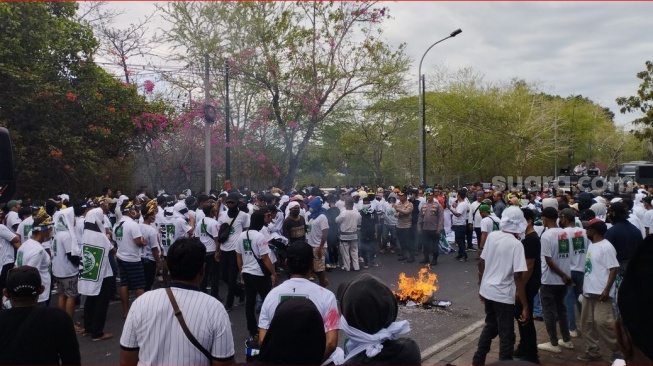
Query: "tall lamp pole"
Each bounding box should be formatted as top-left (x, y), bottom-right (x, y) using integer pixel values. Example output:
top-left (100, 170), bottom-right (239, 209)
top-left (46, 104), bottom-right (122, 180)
top-left (418, 28), bottom-right (462, 186)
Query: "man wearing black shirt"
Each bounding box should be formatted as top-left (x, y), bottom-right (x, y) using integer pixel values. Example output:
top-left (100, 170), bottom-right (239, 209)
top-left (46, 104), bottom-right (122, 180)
top-left (0, 266), bottom-right (80, 365)
top-left (514, 208), bottom-right (542, 364)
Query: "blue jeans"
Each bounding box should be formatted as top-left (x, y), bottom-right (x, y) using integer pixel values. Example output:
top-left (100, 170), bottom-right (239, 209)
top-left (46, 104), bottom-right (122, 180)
top-left (453, 225), bottom-right (467, 258)
top-left (565, 270), bottom-right (584, 331)
top-left (533, 293), bottom-right (542, 317)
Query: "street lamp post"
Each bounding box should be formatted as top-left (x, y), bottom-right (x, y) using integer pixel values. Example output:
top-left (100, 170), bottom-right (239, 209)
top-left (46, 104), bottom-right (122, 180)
top-left (418, 28), bottom-right (462, 186)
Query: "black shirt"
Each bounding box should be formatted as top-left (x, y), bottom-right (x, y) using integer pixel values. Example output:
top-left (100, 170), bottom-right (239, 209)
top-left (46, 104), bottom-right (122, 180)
top-left (605, 220), bottom-right (643, 262)
top-left (282, 216), bottom-right (307, 244)
top-left (522, 231), bottom-right (542, 293)
top-left (0, 306), bottom-right (81, 365)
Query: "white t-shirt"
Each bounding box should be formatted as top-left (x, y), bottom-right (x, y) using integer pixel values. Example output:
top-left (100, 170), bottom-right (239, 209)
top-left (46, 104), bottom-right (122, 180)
top-left (78, 208), bottom-right (114, 296)
top-left (627, 215), bottom-right (646, 238)
top-left (5, 211), bottom-right (21, 233)
top-left (216, 211), bottom-right (250, 252)
top-left (480, 214), bottom-right (500, 233)
top-left (52, 230), bottom-right (78, 278)
top-left (197, 217), bottom-right (219, 253)
top-left (480, 231), bottom-right (527, 304)
top-left (633, 205), bottom-right (647, 221)
top-left (171, 217), bottom-right (193, 244)
top-left (642, 209), bottom-right (653, 231)
top-left (16, 216), bottom-right (33, 244)
top-left (540, 227), bottom-right (571, 285)
top-left (583, 239), bottom-right (620, 298)
top-left (468, 201), bottom-right (484, 228)
top-left (139, 224), bottom-right (160, 261)
top-left (194, 209), bottom-right (206, 237)
top-left (156, 210), bottom-right (174, 256)
top-left (235, 230), bottom-right (271, 276)
top-left (383, 202), bottom-right (397, 226)
top-left (120, 287), bottom-right (235, 364)
top-left (114, 217), bottom-right (144, 263)
top-left (564, 227), bottom-right (589, 272)
top-left (258, 278), bottom-right (340, 332)
top-left (306, 214), bottom-right (329, 248)
top-left (0, 224), bottom-right (18, 266)
top-left (451, 201), bottom-right (469, 226)
top-left (16, 238), bottom-right (51, 302)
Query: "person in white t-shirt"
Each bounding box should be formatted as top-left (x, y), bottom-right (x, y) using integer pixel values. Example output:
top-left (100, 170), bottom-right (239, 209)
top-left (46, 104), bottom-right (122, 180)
top-left (559, 208), bottom-right (589, 338)
top-left (139, 200), bottom-right (162, 292)
top-left (306, 197), bottom-right (330, 288)
top-left (537, 207), bottom-right (574, 354)
top-left (449, 190), bottom-right (470, 261)
top-left (196, 202), bottom-right (221, 299)
top-left (217, 192), bottom-right (249, 311)
top-left (478, 204), bottom-right (500, 255)
top-left (576, 219), bottom-right (620, 362)
top-left (4, 200), bottom-right (22, 233)
top-left (16, 204), bottom-right (35, 244)
top-left (236, 210), bottom-right (277, 338)
top-left (0, 213), bottom-right (20, 294)
top-left (79, 200), bottom-right (115, 342)
top-left (113, 200), bottom-right (146, 318)
top-left (641, 196), bottom-right (653, 236)
top-left (120, 237), bottom-right (235, 365)
top-left (258, 241), bottom-right (339, 361)
top-left (15, 207), bottom-right (52, 305)
top-left (51, 207), bottom-right (82, 332)
top-left (473, 206), bottom-right (529, 364)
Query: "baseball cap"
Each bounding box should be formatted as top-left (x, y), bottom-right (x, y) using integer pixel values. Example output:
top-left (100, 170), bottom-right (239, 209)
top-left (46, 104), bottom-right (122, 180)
top-left (6, 266), bottom-right (41, 297)
top-left (559, 208), bottom-right (576, 221)
top-left (7, 200), bottom-right (22, 209)
top-left (479, 204), bottom-right (491, 213)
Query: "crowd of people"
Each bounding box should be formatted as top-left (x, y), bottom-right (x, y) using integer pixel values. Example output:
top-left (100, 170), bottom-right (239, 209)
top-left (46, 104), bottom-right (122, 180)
top-left (1, 180), bottom-right (653, 365)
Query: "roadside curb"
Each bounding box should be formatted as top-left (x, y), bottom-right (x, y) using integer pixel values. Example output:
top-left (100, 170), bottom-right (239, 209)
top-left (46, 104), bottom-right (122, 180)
top-left (420, 319), bottom-right (484, 362)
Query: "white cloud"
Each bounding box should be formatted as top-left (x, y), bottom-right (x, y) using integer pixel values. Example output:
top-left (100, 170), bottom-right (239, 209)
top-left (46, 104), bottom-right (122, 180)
top-left (100, 1), bottom-right (653, 126)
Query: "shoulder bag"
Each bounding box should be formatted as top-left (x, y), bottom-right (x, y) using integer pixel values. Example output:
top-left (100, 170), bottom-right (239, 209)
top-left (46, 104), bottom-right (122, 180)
top-left (165, 287), bottom-right (213, 361)
top-left (217, 211), bottom-right (239, 244)
top-left (247, 230), bottom-right (272, 276)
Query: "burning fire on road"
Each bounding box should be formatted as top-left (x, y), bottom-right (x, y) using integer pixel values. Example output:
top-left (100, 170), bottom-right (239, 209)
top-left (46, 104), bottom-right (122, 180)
top-left (394, 267), bottom-right (439, 304)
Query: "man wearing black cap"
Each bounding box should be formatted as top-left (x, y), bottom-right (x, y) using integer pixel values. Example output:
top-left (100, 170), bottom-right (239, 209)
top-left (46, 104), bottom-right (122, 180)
top-left (0, 266), bottom-right (80, 364)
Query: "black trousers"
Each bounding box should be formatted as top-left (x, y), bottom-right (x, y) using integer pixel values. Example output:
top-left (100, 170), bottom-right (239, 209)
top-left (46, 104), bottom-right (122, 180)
top-left (83, 276), bottom-right (114, 338)
top-left (466, 223), bottom-right (474, 248)
top-left (242, 273), bottom-right (272, 336)
top-left (200, 252), bottom-right (221, 299)
top-left (516, 286), bottom-right (540, 363)
top-left (396, 227), bottom-right (414, 260)
top-left (421, 230), bottom-right (440, 261)
top-left (473, 299), bottom-right (516, 365)
top-left (220, 249), bottom-right (243, 309)
top-left (142, 259), bottom-right (157, 292)
top-left (474, 227), bottom-right (482, 248)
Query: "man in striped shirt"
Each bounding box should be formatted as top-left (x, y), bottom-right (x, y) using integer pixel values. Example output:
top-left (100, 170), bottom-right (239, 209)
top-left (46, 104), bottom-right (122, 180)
top-left (120, 237), bottom-right (235, 365)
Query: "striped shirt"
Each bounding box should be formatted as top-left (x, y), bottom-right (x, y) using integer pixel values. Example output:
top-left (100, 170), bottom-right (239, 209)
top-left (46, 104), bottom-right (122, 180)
top-left (120, 285), bottom-right (235, 364)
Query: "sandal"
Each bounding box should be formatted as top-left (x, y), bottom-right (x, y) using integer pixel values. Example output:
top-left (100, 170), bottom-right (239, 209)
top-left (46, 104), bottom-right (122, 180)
top-left (75, 325), bottom-right (85, 335)
top-left (92, 333), bottom-right (113, 342)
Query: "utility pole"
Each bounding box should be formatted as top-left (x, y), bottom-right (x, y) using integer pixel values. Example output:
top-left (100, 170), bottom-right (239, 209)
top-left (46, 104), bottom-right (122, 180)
top-left (225, 58), bottom-right (231, 182)
top-left (204, 54), bottom-right (211, 194)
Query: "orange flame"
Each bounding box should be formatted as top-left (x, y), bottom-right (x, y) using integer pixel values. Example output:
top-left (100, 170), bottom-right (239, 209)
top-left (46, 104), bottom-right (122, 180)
top-left (395, 267), bottom-right (439, 303)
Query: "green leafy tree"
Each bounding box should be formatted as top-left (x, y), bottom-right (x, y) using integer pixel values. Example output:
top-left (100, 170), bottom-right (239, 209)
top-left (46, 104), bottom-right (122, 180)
top-left (0, 2), bottom-right (168, 197)
top-left (617, 60), bottom-right (653, 156)
top-left (159, 1), bottom-right (409, 189)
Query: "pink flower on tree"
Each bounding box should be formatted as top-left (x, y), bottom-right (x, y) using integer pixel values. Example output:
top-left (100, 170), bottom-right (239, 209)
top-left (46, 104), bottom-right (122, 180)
top-left (144, 80), bottom-right (155, 94)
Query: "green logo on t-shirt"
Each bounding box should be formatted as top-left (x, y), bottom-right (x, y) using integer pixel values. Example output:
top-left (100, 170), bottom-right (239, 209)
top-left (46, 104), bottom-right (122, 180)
top-left (243, 239), bottom-right (252, 252)
top-left (201, 222), bottom-right (207, 236)
top-left (585, 256), bottom-right (592, 276)
top-left (572, 237), bottom-right (585, 254)
top-left (16, 251), bottom-right (23, 266)
top-left (115, 226), bottom-right (123, 241)
top-left (52, 238), bottom-right (57, 256)
top-left (558, 237), bottom-right (570, 258)
top-left (23, 225), bottom-right (32, 238)
top-left (307, 224), bottom-right (312, 234)
top-left (161, 224), bottom-right (175, 247)
top-left (81, 245), bottom-right (105, 282)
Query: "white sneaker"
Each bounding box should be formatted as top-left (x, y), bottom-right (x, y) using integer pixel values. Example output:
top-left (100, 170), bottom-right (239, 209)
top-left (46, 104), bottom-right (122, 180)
top-left (538, 342), bottom-right (562, 353)
top-left (559, 340), bottom-right (574, 349)
top-left (569, 330), bottom-right (579, 338)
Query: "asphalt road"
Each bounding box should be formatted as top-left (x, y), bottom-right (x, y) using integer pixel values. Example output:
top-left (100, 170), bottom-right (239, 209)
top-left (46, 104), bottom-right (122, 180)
top-left (75, 249), bottom-right (485, 364)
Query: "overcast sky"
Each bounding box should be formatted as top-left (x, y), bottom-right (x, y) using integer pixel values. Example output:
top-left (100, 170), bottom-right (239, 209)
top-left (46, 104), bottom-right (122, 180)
top-left (102, 1), bottom-right (653, 127)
